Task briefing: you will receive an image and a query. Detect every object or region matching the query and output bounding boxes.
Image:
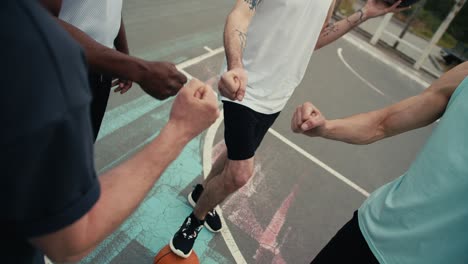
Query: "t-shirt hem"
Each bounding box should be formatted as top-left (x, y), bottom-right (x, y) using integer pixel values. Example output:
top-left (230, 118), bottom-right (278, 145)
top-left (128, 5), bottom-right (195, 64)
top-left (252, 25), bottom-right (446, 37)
top-left (358, 208), bottom-right (387, 264)
top-left (22, 179), bottom-right (101, 238)
top-left (221, 97), bottom-right (283, 115)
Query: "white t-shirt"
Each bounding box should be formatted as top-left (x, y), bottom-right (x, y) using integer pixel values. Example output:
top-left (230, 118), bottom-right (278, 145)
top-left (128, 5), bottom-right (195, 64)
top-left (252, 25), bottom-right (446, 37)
top-left (59, 0), bottom-right (123, 48)
top-left (222, 0), bottom-right (333, 114)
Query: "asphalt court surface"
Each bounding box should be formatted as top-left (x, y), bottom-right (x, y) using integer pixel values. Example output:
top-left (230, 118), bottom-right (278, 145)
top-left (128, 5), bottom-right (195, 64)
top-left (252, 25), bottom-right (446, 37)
top-left (85, 1), bottom-right (438, 263)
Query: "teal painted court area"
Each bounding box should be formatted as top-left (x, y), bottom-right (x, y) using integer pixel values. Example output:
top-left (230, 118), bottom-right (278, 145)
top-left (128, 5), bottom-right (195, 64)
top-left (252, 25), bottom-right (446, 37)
top-left (88, 133), bottom-right (228, 263)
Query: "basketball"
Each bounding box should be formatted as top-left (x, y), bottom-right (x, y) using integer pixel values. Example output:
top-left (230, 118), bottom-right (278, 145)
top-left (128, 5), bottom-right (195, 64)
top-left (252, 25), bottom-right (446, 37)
top-left (153, 245), bottom-right (199, 264)
top-left (382, 0), bottom-right (421, 7)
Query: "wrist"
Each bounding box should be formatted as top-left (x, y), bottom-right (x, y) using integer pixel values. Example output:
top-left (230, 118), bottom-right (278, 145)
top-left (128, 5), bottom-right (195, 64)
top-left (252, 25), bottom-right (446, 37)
top-left (227, 61), bottom-right (243, 71)
top-left (164, 121), bottom-right (193, 146)
top-left (320, 120), bottom-right (336, 139)
top-left (360, 7), bottom-right (371, 21)
top-left (131, 58), bottom-right (150, 84)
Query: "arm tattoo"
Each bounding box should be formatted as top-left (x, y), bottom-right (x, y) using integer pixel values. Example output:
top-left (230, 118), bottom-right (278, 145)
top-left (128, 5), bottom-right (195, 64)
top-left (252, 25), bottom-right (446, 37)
top-left (346, 9), bottom-right (364, 25)
top-left (236, 29), bottom-right (247, 49)
top-left (322, 22), bottom-right (339, 37)
top-left (244, 0), bottom-right (262, 10)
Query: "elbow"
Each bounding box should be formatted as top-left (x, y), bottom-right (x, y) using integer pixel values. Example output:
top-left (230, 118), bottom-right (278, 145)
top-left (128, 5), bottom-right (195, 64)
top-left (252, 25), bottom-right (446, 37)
top-left (38, 219), bottom-right (97, 263)
top-left (364, 125), bottom-right (387, 145)
top-left (353, 127), bottom-right (386, 145)
top-left (227, 10), bottom-right (251, 26)
top-left (314, 42), bottom-right (323, 51)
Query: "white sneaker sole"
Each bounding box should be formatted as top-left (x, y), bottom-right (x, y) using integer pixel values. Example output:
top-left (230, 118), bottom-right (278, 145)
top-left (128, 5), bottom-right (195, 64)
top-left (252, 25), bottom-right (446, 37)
top-left (187, 192), bottom-right (197, 208)
top-left (187, 192), bottom-right (224, 233)
top-left (169, 238), bottom-right (192, 259)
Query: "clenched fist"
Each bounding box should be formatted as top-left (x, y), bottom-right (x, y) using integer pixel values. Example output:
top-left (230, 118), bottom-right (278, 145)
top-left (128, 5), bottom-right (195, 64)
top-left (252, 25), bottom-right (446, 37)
top-left (169, 79), bottom-right (220, 140)
top-left (218, 68), bottom-right (247, 101)
top-left (291, 102), bottom-right (326, 137)
top-left (137, 61), bottom-right (188, 100)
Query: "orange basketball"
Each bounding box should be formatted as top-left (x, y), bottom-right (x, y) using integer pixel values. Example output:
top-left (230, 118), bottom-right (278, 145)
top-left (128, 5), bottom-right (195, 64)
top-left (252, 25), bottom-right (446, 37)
top-left (153, 245), bottom-right (199, 264)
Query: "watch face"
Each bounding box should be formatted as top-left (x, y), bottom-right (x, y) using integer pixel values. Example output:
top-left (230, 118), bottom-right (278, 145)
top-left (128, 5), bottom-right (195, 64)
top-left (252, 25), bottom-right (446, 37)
top-left (382, 0), bottom-right (421, 7)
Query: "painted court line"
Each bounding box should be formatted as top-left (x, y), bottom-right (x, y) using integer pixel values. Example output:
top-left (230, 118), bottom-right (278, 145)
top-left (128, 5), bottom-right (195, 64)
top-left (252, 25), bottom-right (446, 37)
top-left (342, 34), bottom-right (431, 89)
top-left (268, 129), bottom-right (370, 198)
top-left (203, 111), bottom-right (248, 264)
top-left (97, 46), bottom-right (223, 142)
top-left (176, 47), bottom-right (224, 69)
top-left (204, 46), bottom-right (214, 52)
top-left (178, 68), bottom-right (194, 80)
top-left (337, 48), bottom-right (386, 97)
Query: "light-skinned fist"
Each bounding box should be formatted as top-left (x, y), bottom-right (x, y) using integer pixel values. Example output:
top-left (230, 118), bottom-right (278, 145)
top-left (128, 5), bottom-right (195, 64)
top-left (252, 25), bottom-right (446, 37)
top-left (291, 102), bottom-right (326, 137)
top-left (169, 79), bottom-right (220, 140)
top-left (218, 68), bottom-right (247, 101)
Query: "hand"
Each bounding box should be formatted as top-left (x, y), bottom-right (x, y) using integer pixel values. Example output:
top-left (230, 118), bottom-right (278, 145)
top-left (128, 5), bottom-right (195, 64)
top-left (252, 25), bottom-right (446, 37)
top-left (362, 0), bottom-right (411, 20)
top-left (291, 102), bottom-right (326, 137)
top-left (169, 79), bottom-right (220, 139)
top-left (137, 61), bottom-right (188, 100)
top-left (112, 78), bottom-right (133, 94)
top-left (218, 68), bottom-right (247, 101)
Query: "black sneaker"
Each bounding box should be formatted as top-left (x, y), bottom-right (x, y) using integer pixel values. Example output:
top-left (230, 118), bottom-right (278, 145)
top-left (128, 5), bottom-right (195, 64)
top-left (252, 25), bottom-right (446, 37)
top-left (170, 213), bottom-right (204, 258)
top-left (188, 184), bottom-right (223, 233)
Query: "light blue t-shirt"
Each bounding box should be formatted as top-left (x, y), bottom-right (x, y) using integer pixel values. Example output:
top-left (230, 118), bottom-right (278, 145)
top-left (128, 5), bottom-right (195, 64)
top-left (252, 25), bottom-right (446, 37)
top-left (359, 77), bottom-right (468, 264)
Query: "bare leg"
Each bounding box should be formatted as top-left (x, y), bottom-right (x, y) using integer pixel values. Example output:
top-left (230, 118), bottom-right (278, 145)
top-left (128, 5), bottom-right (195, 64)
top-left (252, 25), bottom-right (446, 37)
top-left (202, 148), bottom-right (228, 187)
top-left (194, 157), bottom-right (254, 220)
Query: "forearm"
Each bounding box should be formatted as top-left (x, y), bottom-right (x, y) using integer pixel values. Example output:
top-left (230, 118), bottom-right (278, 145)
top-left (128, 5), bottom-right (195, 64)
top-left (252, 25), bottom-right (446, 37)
top-left (224, 10), bottom-right (253, 70)
top-left (85, 123), bottom-right (189, 248)
top-left (321, 91), bottom-right (448, 144)
top-left (321, 111), bottom-right (386, 145)
top-left (315, 9), bottom-right (366, 50)
top-left (57, 19), bottom-right (143, 81)
top-left (114, 18), bottom-right (130, 55)
top-left (33, 123), bottom-right (191, 261)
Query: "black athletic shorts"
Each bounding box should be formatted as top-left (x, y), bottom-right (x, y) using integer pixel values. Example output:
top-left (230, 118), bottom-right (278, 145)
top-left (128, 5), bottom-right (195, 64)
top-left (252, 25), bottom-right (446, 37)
top-left (310, 211), bottom-right (379, 264)
top-left (223, 101), bottom-right (280, 160)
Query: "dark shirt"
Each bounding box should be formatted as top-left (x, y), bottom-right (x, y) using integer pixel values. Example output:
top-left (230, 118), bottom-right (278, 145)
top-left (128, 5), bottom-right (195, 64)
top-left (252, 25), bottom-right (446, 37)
top-left (1, 0), bottom-right (100, 263)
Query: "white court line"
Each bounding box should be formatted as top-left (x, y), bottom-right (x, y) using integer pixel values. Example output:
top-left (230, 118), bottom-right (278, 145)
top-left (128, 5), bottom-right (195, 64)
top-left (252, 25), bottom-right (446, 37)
top-left (268, 129), bottom-right (370, 197)
top-left (203, 112), bottom-right (248, 264)
top-left (204, 46), bottom-right (214, 52)
top-left (337, 48), bottom-right (386, 97)
top-left (178, 68), bottom-right (194, 80)
top-left (342, 34), bottom-right (431, 89)
top-left (176, 47), bottom-right (224, 69)
top-left (97, 47), bottom-right (223, 142)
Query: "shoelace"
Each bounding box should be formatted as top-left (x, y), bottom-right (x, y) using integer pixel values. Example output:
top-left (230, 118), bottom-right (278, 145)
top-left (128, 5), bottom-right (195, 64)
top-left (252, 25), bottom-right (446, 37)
top-left (207, 209), bottom-right (217, 217)
top-left (181, 218), bottom-right (203, 240)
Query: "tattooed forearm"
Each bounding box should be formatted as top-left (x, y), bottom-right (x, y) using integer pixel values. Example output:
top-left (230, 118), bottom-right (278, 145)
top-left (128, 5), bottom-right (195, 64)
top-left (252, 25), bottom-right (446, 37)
top-left (244, 0), bottom-right (262, 10)
top-left (236, 29), bottom-right (247, 49)
top-left (322, 22), bottom-right (339, 37)
top-left (346, 9), bottom-right (365, 25)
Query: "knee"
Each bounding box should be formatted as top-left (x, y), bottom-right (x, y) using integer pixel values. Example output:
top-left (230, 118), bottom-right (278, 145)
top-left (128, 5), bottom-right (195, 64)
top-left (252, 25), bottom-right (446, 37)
top-left (224, 166), bottom-right (253, 192)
